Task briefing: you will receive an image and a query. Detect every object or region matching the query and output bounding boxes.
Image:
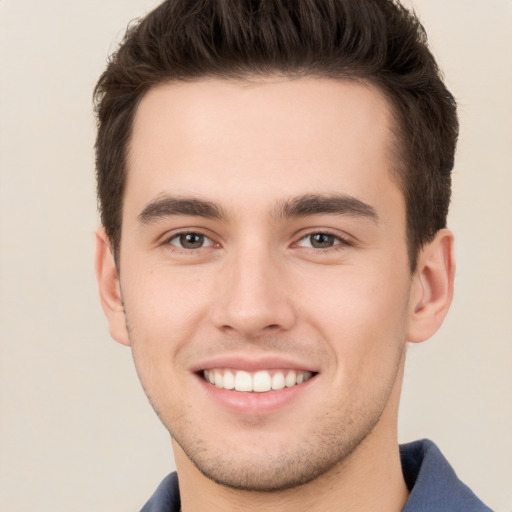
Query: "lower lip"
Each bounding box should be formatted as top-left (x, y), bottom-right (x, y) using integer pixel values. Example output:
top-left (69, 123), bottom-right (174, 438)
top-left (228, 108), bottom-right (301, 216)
top-left (196, 374), bottom-right (317, 415)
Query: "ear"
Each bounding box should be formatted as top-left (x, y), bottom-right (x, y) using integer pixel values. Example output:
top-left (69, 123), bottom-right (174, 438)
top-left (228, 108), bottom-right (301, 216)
top-left (407, 229), bottom-right (455, 343)
top-left (95, 227), bottom-right (130, 346)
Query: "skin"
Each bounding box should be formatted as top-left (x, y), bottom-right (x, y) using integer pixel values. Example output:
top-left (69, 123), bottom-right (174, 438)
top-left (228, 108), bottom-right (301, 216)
top-left (96, 77), bottom-right (454, 511)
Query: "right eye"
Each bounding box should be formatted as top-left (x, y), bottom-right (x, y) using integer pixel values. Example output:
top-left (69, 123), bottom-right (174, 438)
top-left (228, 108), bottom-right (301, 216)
top-left (167, 232), bottom-right (213, 250)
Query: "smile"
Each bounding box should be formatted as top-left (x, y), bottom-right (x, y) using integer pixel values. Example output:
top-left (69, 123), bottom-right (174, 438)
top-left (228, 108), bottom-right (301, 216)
top-left (203, 369), bottom-right (314, 393)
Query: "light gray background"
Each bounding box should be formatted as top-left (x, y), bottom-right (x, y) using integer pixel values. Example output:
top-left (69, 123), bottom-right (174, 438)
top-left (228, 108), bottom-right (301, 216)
top-left (1, 0), bottom-right (511, 510)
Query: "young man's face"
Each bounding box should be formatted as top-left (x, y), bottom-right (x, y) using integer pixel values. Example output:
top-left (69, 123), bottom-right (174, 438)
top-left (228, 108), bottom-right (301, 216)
top-left (99, 78), bottom-right (431, 490)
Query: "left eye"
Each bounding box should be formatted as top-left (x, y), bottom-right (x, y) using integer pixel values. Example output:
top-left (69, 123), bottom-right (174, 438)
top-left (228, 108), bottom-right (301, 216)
top-left (168, 232), bottom-right (213, 249)
top-left (297, 233), bottom-right (342, 249)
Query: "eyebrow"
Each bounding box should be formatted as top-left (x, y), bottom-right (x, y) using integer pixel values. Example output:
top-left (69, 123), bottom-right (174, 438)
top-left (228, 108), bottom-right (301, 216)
top-left (275, 194), bottom-right (378, 222)
top-left (138, 196), bottom-right (226, 224)
top-left (137, 193), bottom-right (378, 224)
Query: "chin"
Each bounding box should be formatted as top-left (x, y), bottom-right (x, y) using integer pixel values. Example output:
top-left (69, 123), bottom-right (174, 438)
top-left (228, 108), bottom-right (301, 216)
top-left (171, 417), bottom-right (376, 492)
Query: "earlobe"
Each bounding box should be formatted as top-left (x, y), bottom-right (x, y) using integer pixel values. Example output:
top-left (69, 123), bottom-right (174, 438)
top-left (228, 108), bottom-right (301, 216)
top-left (95, 227), bottom-right (130, 346)
top-left (407, 229), bottom-right (455, 343)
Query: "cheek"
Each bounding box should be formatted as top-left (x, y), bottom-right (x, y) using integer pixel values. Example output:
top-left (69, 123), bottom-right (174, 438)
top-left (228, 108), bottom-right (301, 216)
top-left (296, 264), bottom-right (410, 375)
top-left (121, 264), bottom-right (213, 367)
top-left (121, 269), bottom-right (201, 407)
top-left (125, 262), bottom-right (208, 320)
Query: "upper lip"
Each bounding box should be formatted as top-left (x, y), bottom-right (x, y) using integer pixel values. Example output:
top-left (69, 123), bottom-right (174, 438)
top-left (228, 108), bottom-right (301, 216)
top-left (191, 354), bottom-right (319, 373)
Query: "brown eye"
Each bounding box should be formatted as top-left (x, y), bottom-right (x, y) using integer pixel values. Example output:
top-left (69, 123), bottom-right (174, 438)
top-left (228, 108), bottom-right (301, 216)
top-left (309, 233), bottom-right (336, 248)
top-left (169, 232), bottom-right (212, 249)
top-left (296, 232), bottom-right (349, 250)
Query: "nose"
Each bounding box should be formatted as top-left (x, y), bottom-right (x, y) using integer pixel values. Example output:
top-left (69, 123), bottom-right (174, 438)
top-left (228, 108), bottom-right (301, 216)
top-left (210, 243), bottom-right (296, 338)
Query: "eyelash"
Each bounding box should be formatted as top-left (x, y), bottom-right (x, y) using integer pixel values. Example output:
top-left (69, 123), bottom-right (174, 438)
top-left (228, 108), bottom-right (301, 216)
top-left (295, 231), bottom-right (352, 251)
top-left (165, 231), bottom-right (216, 251)
top-left (162, 230), bottom-right (352, 252)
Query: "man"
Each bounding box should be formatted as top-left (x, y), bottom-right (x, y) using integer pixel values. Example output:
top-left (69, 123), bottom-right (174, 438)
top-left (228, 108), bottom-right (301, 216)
top-left (93, 1), bottom-right (492, 510)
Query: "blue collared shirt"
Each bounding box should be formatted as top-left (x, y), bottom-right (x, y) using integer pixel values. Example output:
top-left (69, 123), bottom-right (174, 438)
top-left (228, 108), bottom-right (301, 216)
top-left (140, 439), bottom-right (493, 511)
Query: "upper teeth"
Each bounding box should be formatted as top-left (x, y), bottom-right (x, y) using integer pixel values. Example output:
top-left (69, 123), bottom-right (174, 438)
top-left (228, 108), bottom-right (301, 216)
top-left (203, 369), bottom-right (313, 393)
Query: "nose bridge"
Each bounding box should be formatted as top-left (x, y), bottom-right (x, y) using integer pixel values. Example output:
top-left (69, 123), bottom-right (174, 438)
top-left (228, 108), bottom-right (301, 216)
top-left (212, 237), bottom-right (295, 336)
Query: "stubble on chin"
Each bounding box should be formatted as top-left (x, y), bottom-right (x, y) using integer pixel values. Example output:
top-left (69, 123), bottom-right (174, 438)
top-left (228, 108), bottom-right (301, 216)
top-left (167, 401), bottom-right (387, 493)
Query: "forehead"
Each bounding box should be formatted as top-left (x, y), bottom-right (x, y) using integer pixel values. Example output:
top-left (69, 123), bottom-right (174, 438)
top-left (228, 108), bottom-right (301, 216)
top-left (125, 77), bottom-right (402, 222)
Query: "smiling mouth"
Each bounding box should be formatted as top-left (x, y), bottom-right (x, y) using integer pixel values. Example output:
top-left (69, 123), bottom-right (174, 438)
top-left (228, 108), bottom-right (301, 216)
top-left (202, 369), bottom-right (315, 393)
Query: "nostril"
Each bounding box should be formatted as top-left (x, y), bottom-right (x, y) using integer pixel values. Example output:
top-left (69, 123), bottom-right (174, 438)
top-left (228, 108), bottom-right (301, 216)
top-left (219, 324), bottom-right (237, 333)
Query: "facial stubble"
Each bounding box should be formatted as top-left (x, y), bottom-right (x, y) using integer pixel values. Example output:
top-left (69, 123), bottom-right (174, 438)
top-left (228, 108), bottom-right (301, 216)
top-left (126, 321), bottom-right (408, 493)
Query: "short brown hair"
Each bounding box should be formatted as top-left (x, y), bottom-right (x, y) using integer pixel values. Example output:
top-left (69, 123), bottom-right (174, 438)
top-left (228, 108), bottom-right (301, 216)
top-left (94, 0), bottom-right (458, 270)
